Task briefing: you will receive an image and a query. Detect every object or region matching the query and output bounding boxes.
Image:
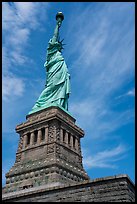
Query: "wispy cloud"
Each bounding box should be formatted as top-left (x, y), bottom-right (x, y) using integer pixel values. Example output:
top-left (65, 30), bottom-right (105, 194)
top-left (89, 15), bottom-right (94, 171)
top-left (65, 3), bottom-right (134, 94)
top-left (115, 88), bottom-right (135, 100)
top-left (70, 99), bottom-right (134, 140)
top-left (83, 144), bottom-right (127, 169)
top-left (2, 2), bottom-right (49, 101)
top-left (68, 2), bottom-right (135, 141)
top-left (2, 75), bottom-right (25, 101)
top-left (127, 88), bottom-right (135, 96)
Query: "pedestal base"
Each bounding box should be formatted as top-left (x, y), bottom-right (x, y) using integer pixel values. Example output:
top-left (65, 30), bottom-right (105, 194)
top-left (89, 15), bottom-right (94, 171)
top-left (3, 106), bottom-right (89, 193)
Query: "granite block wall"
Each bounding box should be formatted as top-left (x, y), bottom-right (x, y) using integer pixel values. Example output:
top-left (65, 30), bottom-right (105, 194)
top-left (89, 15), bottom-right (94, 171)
top-left (2, 174), bottom-right (135, 202)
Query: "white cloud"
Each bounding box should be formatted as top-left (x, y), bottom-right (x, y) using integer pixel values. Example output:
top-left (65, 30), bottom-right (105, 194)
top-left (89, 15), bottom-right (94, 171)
top-left (13, 3), bottom-right (38, 30)
top-left (70, 98), bottom-right (134, 140)
top-left (83, 144), bottom-right (127, 169)
top-left (67, 3), bottom-right (134, 94)
top-left (2, 3), bottom-right (18, 31)
top-left (2, 2), bottom-right (49, 101)
top-left (9, 28), bottom-right (30, 47)
top-left (2, 3), bottom-right (35, 69)
top-left (70, 100), bottom-right (94, 117)
top-left (2, 76), bottom-right (25, 101)
top-left (127, 88), bottom-right (135, 96)
top-left (68, 3), bottom-right (134, 143)
top-left (115, 88), bottom-right (135, 100)
top-left (2, 2), bottom-right (49, 30)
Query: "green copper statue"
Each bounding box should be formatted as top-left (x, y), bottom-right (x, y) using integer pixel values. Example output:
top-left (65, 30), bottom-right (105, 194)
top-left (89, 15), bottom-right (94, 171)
top-left (29, 12), bottom-right (71, 115)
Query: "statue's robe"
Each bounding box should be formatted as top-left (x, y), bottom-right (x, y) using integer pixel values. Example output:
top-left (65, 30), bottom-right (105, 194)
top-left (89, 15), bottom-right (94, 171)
top-left (31, 39), bottom-right (71, 112)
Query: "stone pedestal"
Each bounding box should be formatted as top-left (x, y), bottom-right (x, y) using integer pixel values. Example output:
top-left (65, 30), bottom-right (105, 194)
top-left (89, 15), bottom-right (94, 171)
top-left (4, 106), bottom-right (89, 193)
top-left (2, 175), bottom-right (135, 202)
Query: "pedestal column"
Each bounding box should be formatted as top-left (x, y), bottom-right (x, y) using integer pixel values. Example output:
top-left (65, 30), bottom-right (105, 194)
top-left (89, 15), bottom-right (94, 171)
top-left (30, 132), bottom-right (35, 146)
top-left (60, 128), bottom-right (63, 143)
top-left (65, 131), bottom-right (68, 144)
top-left (75, 137), bottom-right (78, 151)
top-left (23, 134), bottom-right (27, 149)
top-left (70, 134), bottom-right (73, 148)
top-left (45, 126), bottom-right (48, 143)
top-left (37, 129), bottom-right (42, 145)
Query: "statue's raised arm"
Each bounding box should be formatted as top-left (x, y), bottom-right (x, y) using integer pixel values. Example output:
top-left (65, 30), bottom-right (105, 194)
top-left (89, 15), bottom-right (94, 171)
top-left (51, 12), bottom-right (64, 43)
top-left (29, 12), bottom-right (71, 115)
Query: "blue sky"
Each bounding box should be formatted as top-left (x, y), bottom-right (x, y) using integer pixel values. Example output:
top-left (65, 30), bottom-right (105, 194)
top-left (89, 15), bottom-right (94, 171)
top-left (2, 2), bottom-right (135, 186)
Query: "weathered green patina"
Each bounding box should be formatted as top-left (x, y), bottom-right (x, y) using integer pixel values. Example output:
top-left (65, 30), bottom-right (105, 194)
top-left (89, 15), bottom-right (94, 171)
top-left (29, 12), bottom-right (71, 115)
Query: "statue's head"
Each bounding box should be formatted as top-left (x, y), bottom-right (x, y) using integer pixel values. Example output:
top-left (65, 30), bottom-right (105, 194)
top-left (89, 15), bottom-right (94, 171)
top-left (58, 42), bottom-right (63, 52)
top-left (58, 38), bottom-right (65, 52)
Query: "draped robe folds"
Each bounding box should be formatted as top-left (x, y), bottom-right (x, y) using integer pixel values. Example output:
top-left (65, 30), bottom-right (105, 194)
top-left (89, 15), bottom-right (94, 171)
top-left (31, 39), bottom-right (71, 113)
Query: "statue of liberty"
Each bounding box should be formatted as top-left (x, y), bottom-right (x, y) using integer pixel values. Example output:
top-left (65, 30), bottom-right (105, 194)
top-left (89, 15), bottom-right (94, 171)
top-left (29, 12), bottom-right (71, 115)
